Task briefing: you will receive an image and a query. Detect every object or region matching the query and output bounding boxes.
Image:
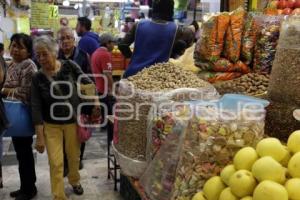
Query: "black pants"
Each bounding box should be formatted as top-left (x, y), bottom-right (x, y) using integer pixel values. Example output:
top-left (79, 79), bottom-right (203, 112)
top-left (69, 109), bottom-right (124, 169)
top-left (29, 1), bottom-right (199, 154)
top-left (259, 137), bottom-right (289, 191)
top-left (12, 137), bottom-right (36, 194)
top-left (99, 94), bottom-right (115, 128)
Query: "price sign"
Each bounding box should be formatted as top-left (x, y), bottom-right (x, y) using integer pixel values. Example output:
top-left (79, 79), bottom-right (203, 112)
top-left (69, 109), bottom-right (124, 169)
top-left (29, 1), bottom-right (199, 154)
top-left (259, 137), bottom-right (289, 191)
top-left (49, 5), bottom-right (59, 19)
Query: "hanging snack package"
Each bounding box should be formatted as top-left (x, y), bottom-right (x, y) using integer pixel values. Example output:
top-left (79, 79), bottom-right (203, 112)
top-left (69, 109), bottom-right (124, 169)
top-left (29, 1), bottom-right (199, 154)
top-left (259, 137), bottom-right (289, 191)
top-left (268, 16), bottom-right (300, 105)
top-left (224, 7), bottom-right (246, 63)
top-left (241, 12), bottom-right (259, 65)
top-left (195, 15), bottom-right (218, 64)
top-left (194, 13), bottom-right (230, 70)
top-left (253, 15), bottom-right (283, 74)
top-left (216, 13), bottom-right (231, 57)
top-left (140, 94), bottom-right (269, 200)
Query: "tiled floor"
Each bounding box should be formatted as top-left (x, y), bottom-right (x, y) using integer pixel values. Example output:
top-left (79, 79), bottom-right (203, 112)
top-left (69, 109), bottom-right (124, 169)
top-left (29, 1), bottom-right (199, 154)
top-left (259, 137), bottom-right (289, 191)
top-left (0, 131), bottom-right (122, 200)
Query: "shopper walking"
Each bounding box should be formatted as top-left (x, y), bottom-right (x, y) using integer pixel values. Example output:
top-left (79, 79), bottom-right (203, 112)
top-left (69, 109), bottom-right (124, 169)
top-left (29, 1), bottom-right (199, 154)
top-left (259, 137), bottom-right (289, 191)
top-left (119, 0), bottom-right (194, 78)
top-left (91, 33), bottom-right (116, 128)
top-left (76, 17), bottom-right (100, 56)
top-left (57, 26), bottom-right (91, 172)
top-left (32, 35), bottom-right (96, 200)
top-left (1, 33), bottom-right (37, 200)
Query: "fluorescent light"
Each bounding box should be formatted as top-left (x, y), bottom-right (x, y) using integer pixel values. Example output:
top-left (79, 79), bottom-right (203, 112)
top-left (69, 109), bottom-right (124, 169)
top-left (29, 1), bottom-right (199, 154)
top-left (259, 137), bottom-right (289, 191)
top-left (63, 0), bottom-right (70, 6)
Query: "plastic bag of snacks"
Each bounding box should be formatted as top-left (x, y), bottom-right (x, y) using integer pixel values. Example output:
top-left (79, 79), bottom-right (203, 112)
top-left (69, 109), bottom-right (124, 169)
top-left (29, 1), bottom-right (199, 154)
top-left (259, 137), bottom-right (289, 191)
top-left (241, 12), bottom-right (259, 65)
top-left (113, 63), bottom-right (218, 178)
top-left (140, 94), bottom-right (269, 200)
top-left (253, 15), bottom-right (283, 74)
top-left (213, 59), bottom-right (250, 73)
top-left (224, 7), bottom-right (246, 63)
top-left (195, 15), bottom-right (218, 62)
top-left (194, 13), bottom-right (230, 69)
top-left (268, 16), bottom-right (300, 105)
top-left (198, 71), bottom-right (243, 83)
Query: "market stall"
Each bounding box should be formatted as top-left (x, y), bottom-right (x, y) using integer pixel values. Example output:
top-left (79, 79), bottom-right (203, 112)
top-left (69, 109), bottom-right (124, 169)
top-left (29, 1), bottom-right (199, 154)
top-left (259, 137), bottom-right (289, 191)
top-left (112, 6), bottom-right (300, 200)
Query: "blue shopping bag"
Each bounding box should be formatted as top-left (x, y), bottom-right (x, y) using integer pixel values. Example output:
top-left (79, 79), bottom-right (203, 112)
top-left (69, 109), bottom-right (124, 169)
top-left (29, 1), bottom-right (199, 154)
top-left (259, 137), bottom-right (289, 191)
top-left (2, 99), bottom-right (34, 137)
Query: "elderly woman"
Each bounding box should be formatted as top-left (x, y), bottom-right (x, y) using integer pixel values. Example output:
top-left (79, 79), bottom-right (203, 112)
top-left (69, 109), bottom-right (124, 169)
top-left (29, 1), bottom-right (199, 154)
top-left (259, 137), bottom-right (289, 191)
top-left (31, 35), bottom-right (97, 200)
top-left (1, 33), bottom-right (37, 200)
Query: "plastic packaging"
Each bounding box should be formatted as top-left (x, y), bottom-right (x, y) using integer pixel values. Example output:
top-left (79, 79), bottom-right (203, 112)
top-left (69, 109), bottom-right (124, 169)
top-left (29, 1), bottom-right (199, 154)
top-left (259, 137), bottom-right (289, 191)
top-left (253, 15), bottom-right (283, 73)
top-left (241, 12), bottom-right (259, 65)
top-left (198, 71), bottom-right (243, 83)
top-left (113, 79), bottom-right (219, 178)
top-left (194, 13), bottom-right (230, 69)
top-left (212, 59), bottom-right (250, 73)
top-left (112, 144), bottom-right (148, 178)
top-left (140, 94), bottom-right (269, 200)
top-left (268, 16), bottom-right (300, 105)
top-left (224, 8), bottom-right (246, 63)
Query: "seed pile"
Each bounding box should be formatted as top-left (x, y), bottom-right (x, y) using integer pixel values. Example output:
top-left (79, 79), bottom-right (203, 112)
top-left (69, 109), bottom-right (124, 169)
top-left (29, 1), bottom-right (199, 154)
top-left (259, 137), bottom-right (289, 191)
top-left (214, 73), bottom-right (269, 96)
top-left (127, 62), bottom-right (211, 91)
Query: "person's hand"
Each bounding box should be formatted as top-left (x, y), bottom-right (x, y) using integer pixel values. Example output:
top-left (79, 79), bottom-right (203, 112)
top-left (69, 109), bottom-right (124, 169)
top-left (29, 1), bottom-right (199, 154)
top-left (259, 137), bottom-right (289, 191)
top-left (35, 125), bottom-right (45, 154)
top-left (1, 88), bottom-right (15, 97)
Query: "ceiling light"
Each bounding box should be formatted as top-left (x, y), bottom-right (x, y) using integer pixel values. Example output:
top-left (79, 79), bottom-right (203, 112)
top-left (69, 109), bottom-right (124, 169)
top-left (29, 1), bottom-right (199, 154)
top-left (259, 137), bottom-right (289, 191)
top-left (63, 0), bottom-right (70, 6)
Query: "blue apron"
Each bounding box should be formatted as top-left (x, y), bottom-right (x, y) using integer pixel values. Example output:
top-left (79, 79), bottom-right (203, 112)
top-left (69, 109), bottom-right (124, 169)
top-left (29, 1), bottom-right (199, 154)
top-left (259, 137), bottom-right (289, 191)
top-left (123, 20), bottom-right (177, 78)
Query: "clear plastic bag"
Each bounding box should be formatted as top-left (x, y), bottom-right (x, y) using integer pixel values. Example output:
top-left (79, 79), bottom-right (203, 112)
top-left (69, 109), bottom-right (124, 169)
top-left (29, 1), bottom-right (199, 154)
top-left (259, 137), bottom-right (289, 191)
top-left (224, 7), bottom-right (246, 63)
top-left (113, 80), bottom-right (219, 177)
top-left (194, 13), bottom-right (230, 70)
top-left (268, 16), bottom-right (300, 105)
top-left (140, 94), bottom-right (269, 200)
top-left (253, 15), bottom-right (283, 74)
top-left (241, 12), bottom-right (259, 65)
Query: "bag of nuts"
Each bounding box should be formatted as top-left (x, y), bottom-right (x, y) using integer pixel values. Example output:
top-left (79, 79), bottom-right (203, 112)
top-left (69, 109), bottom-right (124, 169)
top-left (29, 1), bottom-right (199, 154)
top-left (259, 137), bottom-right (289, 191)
top-left (140, 95), bottom-right (268, 200)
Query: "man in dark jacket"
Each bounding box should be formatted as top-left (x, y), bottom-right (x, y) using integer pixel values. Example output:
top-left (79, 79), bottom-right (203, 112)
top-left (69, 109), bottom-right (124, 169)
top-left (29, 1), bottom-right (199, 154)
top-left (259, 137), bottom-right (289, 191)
top-left (76, 17), bottom-right (100, 56)
top-left (57, 27), bottom-right (91, 172)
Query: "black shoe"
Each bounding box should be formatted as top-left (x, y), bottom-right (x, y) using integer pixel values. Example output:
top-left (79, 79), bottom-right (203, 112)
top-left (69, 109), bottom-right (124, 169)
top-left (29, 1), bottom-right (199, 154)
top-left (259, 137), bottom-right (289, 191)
top-left (72, 184), bottom-right (84, 195)
top-left (79, 161), bottom-right (84, 170)
top-left (10, 190), bottom-right (21, 198)
top-left (63, 166), bottom-right (69, 178)
top-left (15, 192), bottom-right (37, 200)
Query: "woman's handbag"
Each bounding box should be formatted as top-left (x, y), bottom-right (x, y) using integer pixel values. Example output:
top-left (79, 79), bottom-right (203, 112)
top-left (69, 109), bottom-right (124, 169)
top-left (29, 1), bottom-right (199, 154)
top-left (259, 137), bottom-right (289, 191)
top-left (2, 94), bottom-right (34, 137)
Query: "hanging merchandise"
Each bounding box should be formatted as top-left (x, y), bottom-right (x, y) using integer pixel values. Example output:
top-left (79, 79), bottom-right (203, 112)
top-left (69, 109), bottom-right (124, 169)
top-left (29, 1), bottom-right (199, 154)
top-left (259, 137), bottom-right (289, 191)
top-left (140, 94), bottom-right (269, 200)
top-left (253, 15), bottom-right (283, 74)
top-left (194, 8), bottom-right (250, 83)
top-left (241, 12), bottom-right (259, 65)
top-left (224, 7), bottom-right (246, 63)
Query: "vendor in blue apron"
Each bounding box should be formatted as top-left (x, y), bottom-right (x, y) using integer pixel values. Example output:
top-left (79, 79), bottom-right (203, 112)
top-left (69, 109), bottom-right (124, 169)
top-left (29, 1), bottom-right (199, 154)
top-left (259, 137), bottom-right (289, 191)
top-left (119, 0), bottom-right (195, 78)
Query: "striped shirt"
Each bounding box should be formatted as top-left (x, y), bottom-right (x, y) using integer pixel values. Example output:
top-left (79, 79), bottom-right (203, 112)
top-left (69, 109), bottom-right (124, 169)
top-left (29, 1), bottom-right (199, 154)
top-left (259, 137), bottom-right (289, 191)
top-left (3, 59), bottom-right (37, 105)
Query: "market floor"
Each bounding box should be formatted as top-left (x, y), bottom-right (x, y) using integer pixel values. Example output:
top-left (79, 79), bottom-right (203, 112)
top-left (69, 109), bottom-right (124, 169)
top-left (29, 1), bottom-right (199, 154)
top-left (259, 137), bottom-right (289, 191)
top-left (0, 131), bottom-right (122, 200)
